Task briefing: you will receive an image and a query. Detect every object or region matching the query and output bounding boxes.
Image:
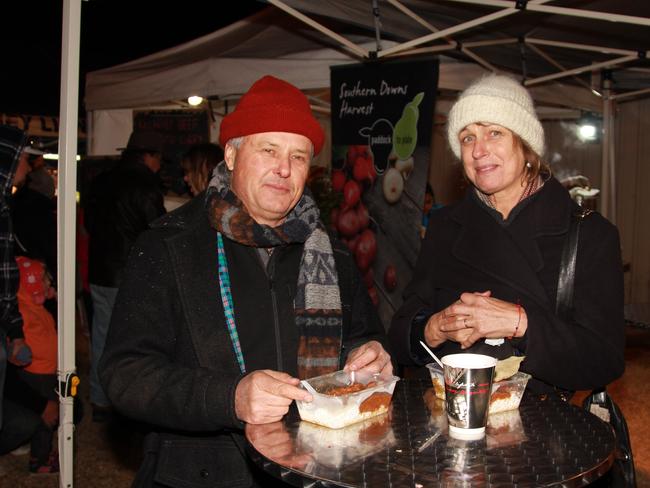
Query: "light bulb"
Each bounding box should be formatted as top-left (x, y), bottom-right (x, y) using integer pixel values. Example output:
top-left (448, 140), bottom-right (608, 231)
top-left (578, 124), bottom-right (597, 140)
top-left (187, 95), bottom-right (203, 106)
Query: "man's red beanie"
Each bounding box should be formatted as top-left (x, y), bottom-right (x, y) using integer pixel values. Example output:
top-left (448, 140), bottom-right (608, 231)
top-left (219, 75), bottom-right (324, 155)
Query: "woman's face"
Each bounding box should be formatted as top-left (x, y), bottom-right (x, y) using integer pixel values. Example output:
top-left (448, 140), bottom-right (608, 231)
top-left (459, 123), bottom-right (526, 201)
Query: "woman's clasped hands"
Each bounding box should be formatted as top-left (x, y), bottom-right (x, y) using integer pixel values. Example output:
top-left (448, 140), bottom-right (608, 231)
top-left (424, 291), bottom-right (527, 349)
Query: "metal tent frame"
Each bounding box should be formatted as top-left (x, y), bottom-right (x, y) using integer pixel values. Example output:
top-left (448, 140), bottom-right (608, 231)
top-left (266, 0), bottom-right (650, 221)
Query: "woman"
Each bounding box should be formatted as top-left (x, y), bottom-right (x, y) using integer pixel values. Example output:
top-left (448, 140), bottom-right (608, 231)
top-left (388, 74), bottom-right (624, 395)
top-left (180, 142), bottom-right (223, 196)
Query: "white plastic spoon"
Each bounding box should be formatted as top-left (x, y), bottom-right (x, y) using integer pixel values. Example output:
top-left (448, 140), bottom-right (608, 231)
top-left (300, 380), bottom-right (318, 396)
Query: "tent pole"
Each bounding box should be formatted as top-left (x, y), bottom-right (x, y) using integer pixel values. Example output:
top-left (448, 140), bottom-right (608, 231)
top-left (527, 43), bottom-right (594, 93)
top-left (384, 0), bottom-right (496, 70)
top-left (443, 0), bottom-right (650, 26)
top-left (378, 8), bottom-right (515, 57)
top-left (57, 0), bottom-right (81, 486)
top-left (524, 54), bottom-right (638, 86)
top-left (378, 0), bottom-right (552, 58)
top-left (372, 0), bottom-right (382, 53)
top-left (600, 74), bottom-right (614, 222)
top-left (266, 0), bottom-right (368, 58)
top-left (606, 75), bottom-right (616, 224)
top-left (610, 86), bottom-right (650, 102)
top-left (527, 38), bottom-right (635, 56)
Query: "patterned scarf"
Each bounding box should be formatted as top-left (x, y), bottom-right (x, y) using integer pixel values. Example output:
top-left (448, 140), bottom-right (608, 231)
top-left (205, 162), bottom-right (342, 379)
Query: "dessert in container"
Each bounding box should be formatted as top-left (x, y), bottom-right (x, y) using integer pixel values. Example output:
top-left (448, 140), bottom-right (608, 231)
top-left (296, 369), bottom-right (399, 429)
top-left (426, 363), bottom-right (530, 413)
top-left (488, 371), bottom-right (531, 413)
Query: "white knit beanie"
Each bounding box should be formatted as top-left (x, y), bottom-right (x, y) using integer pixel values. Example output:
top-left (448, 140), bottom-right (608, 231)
top-left (447, 74), bottom-right (545, 159)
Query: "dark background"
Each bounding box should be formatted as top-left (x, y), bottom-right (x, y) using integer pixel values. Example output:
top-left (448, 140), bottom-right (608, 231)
top-left (1, 0), bottom-right (266, 116)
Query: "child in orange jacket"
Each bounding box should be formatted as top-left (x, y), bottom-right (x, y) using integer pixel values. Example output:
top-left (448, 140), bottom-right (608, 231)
top-left (15, 256), bottom-right (58, 473)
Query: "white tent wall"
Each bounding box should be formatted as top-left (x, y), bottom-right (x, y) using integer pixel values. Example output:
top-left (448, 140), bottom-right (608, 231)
top-left (88, 109), bottom-right (133, 155)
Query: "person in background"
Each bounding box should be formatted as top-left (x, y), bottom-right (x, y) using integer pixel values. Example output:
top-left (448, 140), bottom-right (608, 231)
top-left (420, 183), bottom-right (442, 238)
top-left (12, 257), bottom-right (59, 473)
top-left (84, 130), bottom-right (166, 422)
top-left (100, 75), bottom-right (392, 487)
top-left (11, 148), bottom-right (57, 283)
top-left (389, 74), bottom-right (624, 397)
top-left (180, 142), bottom-right (223, 196)
top-left (0, 125), bottom-right (38, 455)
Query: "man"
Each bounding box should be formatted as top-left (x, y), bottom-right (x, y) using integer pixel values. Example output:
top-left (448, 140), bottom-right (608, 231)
top-left (85, 130), bottom-right (166, 421)
top-left (99, 75), bottom-right (392, 487)
top-left (0, 125), bottom-right (39, 452)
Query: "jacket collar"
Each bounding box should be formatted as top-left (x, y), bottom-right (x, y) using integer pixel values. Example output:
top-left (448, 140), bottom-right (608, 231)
top-left (448, 177), bottom-right (573, 308)
top-left (151, 192), bottom-right (240, 371)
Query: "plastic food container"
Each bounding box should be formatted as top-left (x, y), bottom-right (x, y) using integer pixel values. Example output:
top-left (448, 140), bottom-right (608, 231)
top-left (426, 363), bottom-right (445, 400)
top-left (488, 371), bottom-right (531, 413)
top-left (296, 369), bottom-right (399, 429)
top-left (426, 363), bottom-right (530, 413)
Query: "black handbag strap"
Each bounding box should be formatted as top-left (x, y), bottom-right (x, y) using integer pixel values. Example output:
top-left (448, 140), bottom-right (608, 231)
top-left (555, 208), bottom-right (592, 320)
top-left (558, 209), bottom-right (637, 486)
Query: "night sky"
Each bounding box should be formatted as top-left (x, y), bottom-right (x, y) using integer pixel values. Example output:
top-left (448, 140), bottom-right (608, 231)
top-left (1, 0), bottom-right (266, 116)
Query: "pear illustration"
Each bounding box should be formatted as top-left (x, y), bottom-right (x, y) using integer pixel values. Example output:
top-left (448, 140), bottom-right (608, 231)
top-left (393, 92), bottom-right (424, 160)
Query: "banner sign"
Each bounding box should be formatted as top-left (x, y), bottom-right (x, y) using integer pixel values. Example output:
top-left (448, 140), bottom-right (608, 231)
top-left (133, 110), bottom-right (209, 194)
top-left (329, 58), bottom-right (438, 325)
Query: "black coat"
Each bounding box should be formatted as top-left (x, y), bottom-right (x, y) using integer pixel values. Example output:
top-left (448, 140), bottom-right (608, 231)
top-left (85, 161), bottom-right (165, 287)
top-left (10, 186), bottom-right (57, 275)
top-left (388, 177), bottom-right (625, 394)
top-left (99, 194), bottom-right (387, 487)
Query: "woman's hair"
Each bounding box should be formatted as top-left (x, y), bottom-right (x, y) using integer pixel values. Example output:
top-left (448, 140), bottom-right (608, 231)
top-left (181, 143), bottom-right (224, 194)
top-left (513, 134), bottom-right (551, 183)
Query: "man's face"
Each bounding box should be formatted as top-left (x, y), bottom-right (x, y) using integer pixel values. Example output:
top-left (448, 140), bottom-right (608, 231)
top-left (142, 152), bottom-right (162, 174)
top-left (225, 132), bottom-right (312, 227)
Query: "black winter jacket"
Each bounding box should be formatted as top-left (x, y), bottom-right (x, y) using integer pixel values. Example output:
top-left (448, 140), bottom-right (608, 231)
top-left (85, 161), bottom-right (165, 287)
top-left (388, 177), bottom-right (625, 394)
top-left (11, 186), bottom-right (57, 275)
top-left (99, 194), bottom-right (387, 487)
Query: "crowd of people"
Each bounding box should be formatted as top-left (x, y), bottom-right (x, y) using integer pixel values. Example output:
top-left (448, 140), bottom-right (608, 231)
top-left (0, 72), bottom-right (625, 486)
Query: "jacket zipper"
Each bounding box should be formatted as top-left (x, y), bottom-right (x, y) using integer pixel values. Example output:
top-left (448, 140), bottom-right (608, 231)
top-left (267, 254), bottom-right (283, 371)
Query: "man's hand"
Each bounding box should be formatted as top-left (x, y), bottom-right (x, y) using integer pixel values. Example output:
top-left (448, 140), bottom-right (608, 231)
top-left (344, 340), bottom-right (393, 376)
top-left (235, 370), bottom-right (312, 425)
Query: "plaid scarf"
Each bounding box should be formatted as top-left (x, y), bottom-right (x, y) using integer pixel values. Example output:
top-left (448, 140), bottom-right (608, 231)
top-left (205, 162), bottom-right (342, 379)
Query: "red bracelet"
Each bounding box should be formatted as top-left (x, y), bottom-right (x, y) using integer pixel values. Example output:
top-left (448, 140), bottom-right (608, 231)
top-left (508, 301), bottom-right (522, 340)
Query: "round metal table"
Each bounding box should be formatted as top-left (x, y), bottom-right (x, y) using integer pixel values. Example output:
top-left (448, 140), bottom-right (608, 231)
top-left (246, 379), bottom-right (615, 487)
